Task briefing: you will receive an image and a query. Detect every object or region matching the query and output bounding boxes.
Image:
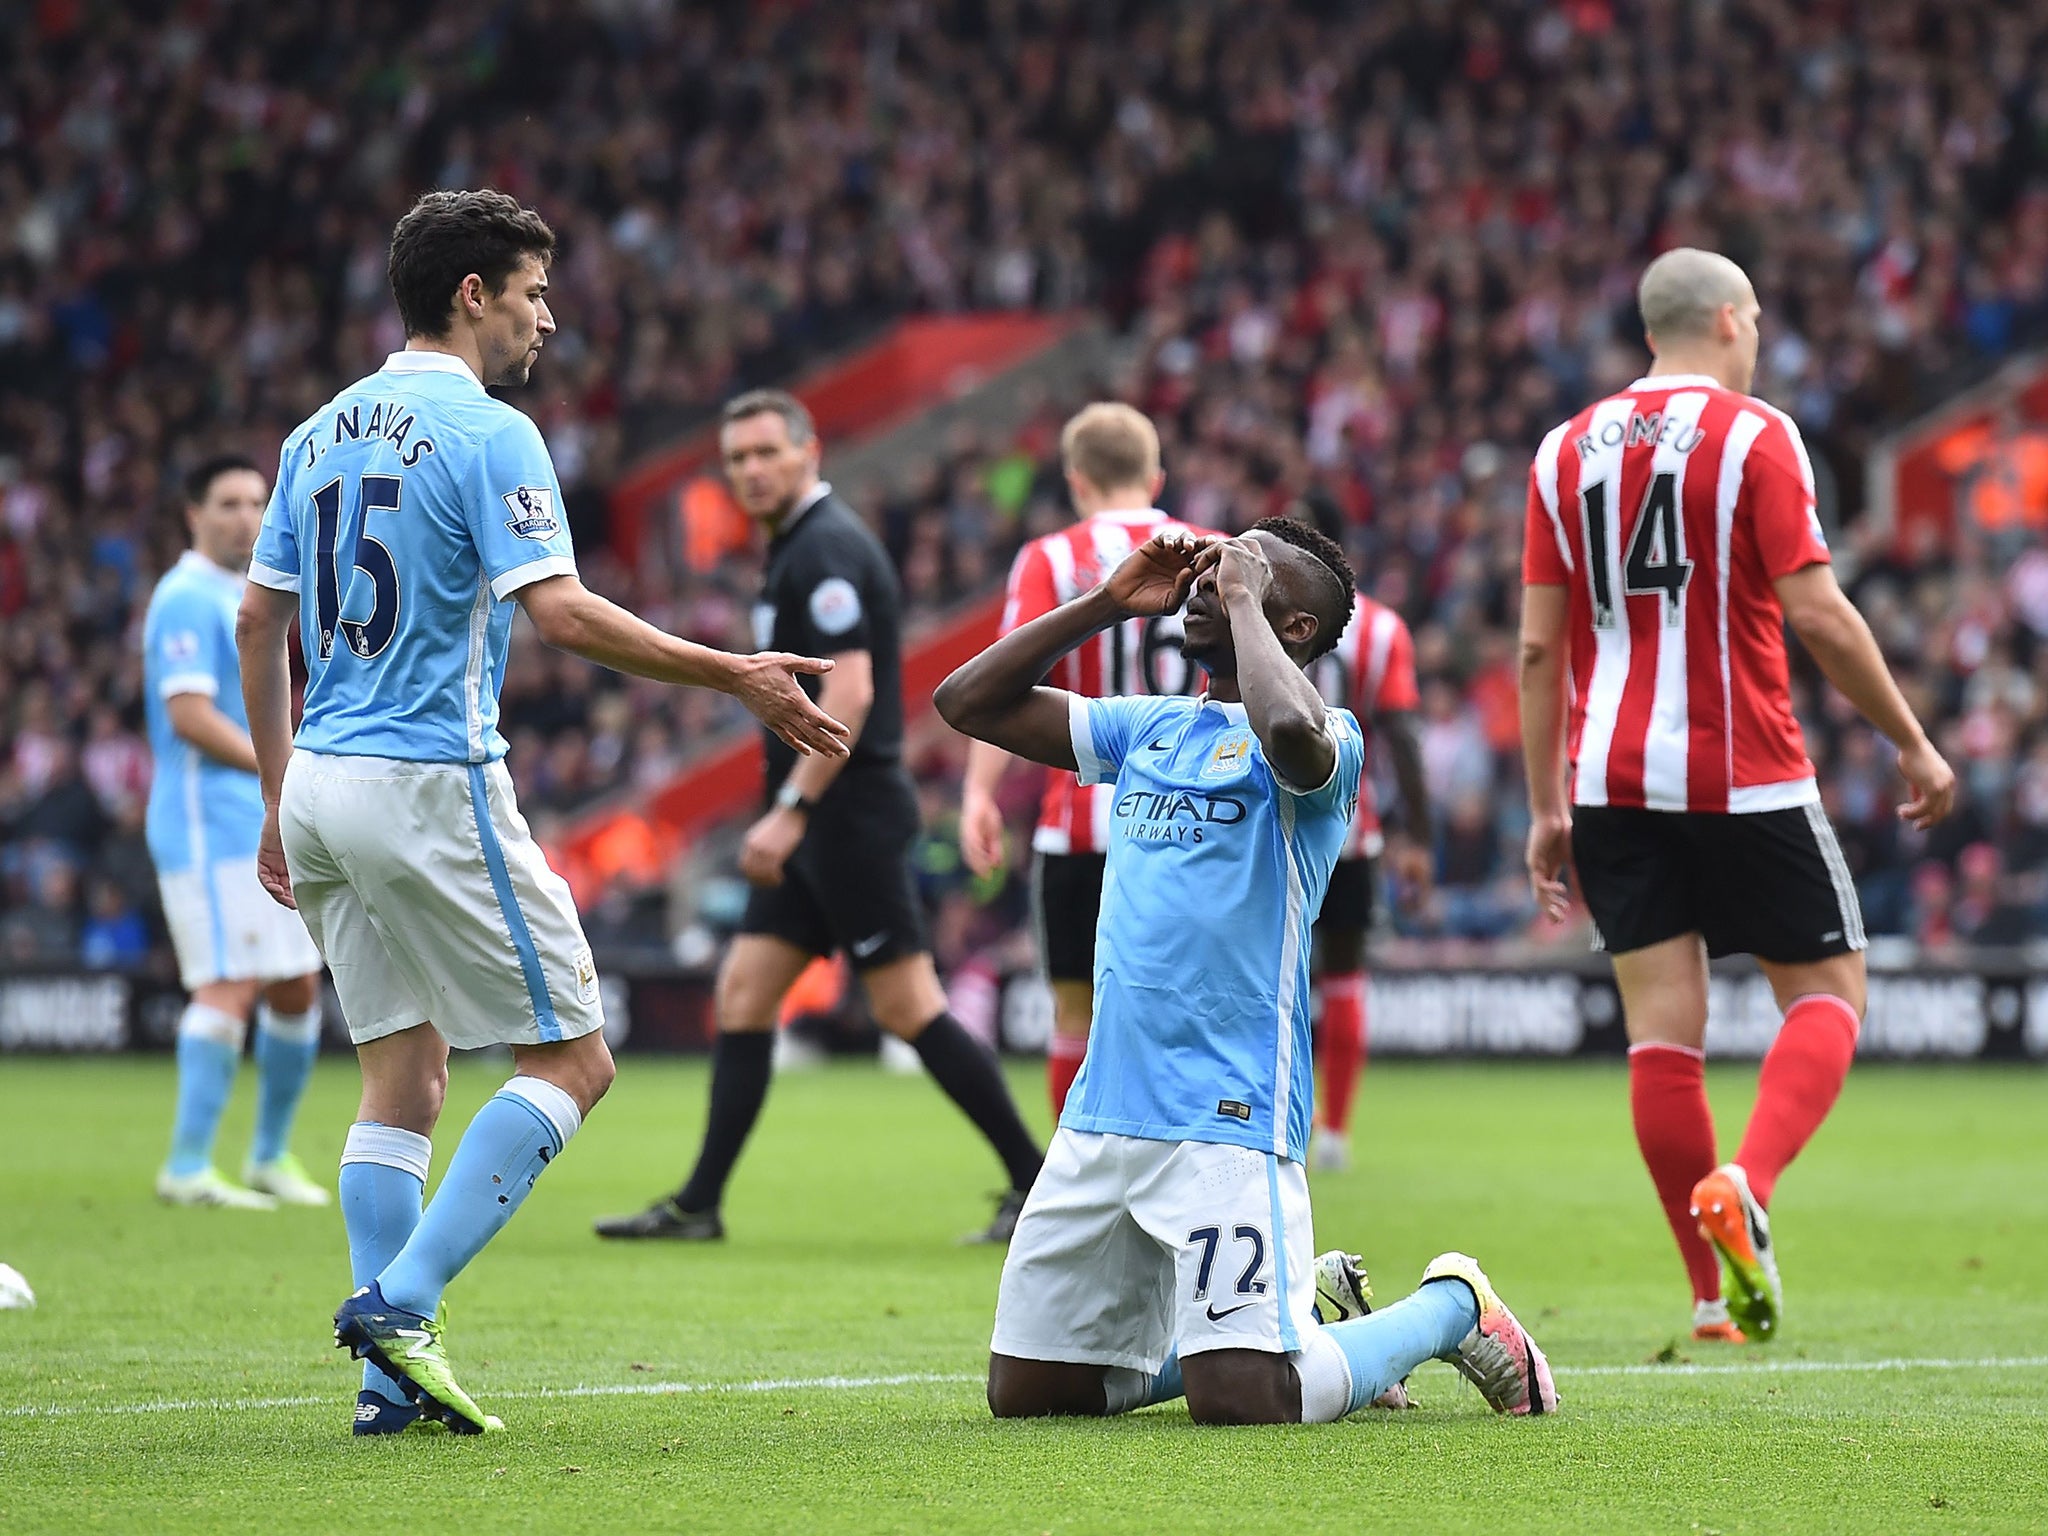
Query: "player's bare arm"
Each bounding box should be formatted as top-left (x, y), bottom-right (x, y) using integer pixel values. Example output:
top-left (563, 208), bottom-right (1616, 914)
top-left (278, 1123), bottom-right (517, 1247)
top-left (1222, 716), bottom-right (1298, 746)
top-left (165, 692), bottom-right (261, 776)
top-left (958, 740), bottom-right (1013, 877)
top-left (235, 581), bottom-right (302, 909)
top-left (1200, 537), bottom-right (1336, 790)
top-left (739, 649), bottom-right (875, 888)
top-left (936, 532), bottom-right (1208, 764)
top-left (1774, 563), bottom-right (1955, 829)
top-left (1517, 581), bottom-right (1573, 921)
top-left (1376, 708), bottom-right (1432, 893)
top-left (516, 573), bottom-right (851, 760)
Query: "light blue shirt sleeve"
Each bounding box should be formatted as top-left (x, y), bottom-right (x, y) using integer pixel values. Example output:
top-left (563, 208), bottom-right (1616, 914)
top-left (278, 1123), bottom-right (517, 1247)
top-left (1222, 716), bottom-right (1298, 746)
top-left (466, 413), bottom-right (578, 600)
top-left (147, 584), bottom-right (225, 700)
top-left (1279, 706), bottom-right (1365, 814)
top-left (249, 446), bottom-right (301, 592)
top-left (1071, 694), bottom-right (1173, 787)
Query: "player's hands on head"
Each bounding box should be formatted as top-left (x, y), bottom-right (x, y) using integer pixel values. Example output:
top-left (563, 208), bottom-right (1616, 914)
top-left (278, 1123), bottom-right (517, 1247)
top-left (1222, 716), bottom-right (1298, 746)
top-left (1212, 536), bottom-right (1276, 607)
top-left (959, 785), bottom-right (1008, 877)
top-left (1525, 811), bottom-right (1573, 923)
top-left (257, 806), bottom-right (297, 910)
top-left (1896, 738), bottom-right (1956, 830)
top-left (1105, 531), bottom-right (1212, 617)
top-left (732, 653), bottom-right (853, 758)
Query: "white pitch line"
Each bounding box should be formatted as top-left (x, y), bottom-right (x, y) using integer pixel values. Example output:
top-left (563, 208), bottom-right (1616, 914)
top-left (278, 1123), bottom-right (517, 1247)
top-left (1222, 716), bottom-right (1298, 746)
top-left (6, 1371), bottom-right (978, 1420)
top-left (9, 1356), bottom-right (2044, 1421)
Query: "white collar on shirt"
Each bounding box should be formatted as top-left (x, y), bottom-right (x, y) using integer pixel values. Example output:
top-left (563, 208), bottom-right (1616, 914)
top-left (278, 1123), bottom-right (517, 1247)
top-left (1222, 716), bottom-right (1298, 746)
top-left (778, 480), bottom-right (834, 534)
top-left (1195, 693), bottom-right (1249, 723)
top-left (1627, 373), bottom-right (1723, 391)
top-left (382, 349), bottom-right (485, 387)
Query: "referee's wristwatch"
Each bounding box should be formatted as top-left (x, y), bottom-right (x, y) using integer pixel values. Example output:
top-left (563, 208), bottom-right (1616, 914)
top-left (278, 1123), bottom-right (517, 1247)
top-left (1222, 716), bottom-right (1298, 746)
top-left (773, 782), bottom-right (817, 817)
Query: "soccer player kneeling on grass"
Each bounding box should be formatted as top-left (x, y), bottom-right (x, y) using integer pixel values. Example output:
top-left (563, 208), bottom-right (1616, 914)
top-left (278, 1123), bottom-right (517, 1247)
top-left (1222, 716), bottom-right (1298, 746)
top-left (238, 190), bottom-right (849, 1436)
top-left (937, 525), bottom-right (1557, 1424)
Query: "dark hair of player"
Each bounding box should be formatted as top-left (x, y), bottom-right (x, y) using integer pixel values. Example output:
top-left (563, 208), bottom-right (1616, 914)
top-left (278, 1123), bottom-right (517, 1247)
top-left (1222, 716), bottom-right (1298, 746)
top-left (1248, 515), bottom-right (1356, 662)
top-left (184, 453), bottom-right (262, 508)
top-left (387, 190), bottom-right (556, 340)
top-left (721, 388), bottom-right (816, 446)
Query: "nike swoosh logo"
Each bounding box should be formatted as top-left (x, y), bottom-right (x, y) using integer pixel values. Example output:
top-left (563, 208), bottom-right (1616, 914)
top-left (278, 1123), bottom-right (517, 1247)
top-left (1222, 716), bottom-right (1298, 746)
top-left (1146, 736), bottom-right (1173, 752)
top-left (850, 933), bottom-right (889, 958)
top-left (1205, 1301), bottom-right (1258, 1321)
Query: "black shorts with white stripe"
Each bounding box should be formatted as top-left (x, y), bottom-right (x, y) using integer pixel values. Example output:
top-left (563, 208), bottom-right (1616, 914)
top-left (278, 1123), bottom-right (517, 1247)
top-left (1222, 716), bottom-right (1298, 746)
top-left (1570, 802), bottom-right (1866, 963)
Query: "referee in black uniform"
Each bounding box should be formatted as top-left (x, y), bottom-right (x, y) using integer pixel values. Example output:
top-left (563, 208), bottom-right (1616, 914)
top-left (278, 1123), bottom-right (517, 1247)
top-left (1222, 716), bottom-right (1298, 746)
top-left (596, 390), bottom-right (1043, 1244)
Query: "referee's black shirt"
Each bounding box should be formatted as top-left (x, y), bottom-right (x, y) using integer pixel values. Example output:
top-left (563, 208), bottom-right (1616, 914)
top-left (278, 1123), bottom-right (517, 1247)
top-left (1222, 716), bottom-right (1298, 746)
top-left (752, 482), bottom-right (904, 793)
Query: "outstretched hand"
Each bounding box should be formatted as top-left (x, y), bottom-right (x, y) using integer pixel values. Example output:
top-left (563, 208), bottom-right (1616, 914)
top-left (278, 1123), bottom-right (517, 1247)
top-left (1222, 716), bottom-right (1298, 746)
top-left (731, 653), bottom-right (853, 757)
top-left (1103, 531), bottom-right (1214, 617)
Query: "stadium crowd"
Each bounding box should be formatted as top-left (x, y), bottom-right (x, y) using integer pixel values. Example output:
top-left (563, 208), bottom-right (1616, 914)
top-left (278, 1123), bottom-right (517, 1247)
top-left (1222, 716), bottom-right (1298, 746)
top-left (5, 0), bottom-right (2048, 969)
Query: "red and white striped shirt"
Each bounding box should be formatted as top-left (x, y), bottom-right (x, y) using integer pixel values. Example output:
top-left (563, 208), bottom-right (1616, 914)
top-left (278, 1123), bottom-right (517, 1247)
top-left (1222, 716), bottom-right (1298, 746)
top-left (999, 508), bottom-right (1216, 854)
top-left (1523, 374), bottom-right (1830, 814)
top-left (1312, 595), bottom-right (1419, 857)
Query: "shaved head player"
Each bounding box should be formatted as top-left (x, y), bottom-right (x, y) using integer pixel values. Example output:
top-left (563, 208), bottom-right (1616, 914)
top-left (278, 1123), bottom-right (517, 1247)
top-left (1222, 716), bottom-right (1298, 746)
top-left (1519, 247), bottom-right (1956, 1345)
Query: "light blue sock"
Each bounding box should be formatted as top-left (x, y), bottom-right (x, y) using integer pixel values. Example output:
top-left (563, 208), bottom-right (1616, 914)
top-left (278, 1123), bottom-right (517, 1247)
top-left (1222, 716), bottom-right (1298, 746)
top-left (250, 1004), bottom-right (321, 1165)
top-left (165, 1005), bottom-right (243, 1176)
top-left (339, 1122), bottom-right (431, 1406)
top-left (1323, 1280), bottom-right (1479, 1415)
top-left (376, 1078), bottom-right (582, 1318)
top-left (1104, 1349), bottom-right (1183, 1413)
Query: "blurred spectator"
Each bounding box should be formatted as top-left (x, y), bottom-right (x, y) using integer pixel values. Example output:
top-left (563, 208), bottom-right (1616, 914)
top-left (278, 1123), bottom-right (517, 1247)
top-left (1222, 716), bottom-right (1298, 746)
top-left (8, 1), bottom-right (2048, 965)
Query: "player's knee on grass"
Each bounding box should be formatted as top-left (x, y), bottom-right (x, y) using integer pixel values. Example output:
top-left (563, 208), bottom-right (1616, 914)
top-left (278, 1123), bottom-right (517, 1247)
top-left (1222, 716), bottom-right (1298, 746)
top-left (355, 1025), bottom-right (451, 1134)
top-left (192, 979), bottom-right (260, 1023)
top-left (715, 937), bottom-right (814, 1032)
top-left (1181, 1350), bottom-right (1300, 1426)
top-left (986, 1355), bottom-right (1109, 1418)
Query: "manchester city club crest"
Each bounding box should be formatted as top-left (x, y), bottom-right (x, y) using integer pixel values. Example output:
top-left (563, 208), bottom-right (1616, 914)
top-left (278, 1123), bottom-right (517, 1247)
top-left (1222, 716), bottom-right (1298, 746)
top-left (502, 485), bottom-right (561, 540)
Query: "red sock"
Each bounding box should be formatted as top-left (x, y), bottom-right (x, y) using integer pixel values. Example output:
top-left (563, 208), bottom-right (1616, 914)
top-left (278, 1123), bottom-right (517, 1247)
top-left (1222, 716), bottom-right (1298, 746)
top-left (1317, 973), bottom-right (1367, 1133)
top-left (1735, 993), bottom-right (1860, 1208)
top-left (1048, 1033), bottom-right (1086, 1120)
top-left (1629, 1043), bottom-right (1722, 1304)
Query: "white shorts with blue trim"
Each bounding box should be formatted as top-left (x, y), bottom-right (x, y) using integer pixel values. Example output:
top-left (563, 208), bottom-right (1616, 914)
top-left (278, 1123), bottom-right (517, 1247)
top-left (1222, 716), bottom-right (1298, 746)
top-left (158, 858), bottom-right (322, 991)
top-left (279, 750), bottom-right (603, 1051)
top-left (990, 1128), bottom-right (1318, 1374)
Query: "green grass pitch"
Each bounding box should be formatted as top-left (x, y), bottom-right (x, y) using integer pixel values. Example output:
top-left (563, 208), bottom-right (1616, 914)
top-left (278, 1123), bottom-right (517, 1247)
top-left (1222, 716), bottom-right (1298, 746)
top-left (4, 1054), bottom-right (2046, 1534)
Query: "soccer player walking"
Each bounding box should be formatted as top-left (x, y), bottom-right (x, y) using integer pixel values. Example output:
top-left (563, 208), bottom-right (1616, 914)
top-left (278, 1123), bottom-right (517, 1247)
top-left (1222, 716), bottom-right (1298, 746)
top-left (145, 455), bottom-right (327, 1210)
top-left (238, 191), bottom-right (848, 1435)
top-left (958, 403), bottom-right (1216, 1120)
top-left (939, 524), bottom-right (1557, 1426)
top-left (594, 391), bottom-right (1044, 1246)
top-left (1518, 248), bottom-right (1956, 1344)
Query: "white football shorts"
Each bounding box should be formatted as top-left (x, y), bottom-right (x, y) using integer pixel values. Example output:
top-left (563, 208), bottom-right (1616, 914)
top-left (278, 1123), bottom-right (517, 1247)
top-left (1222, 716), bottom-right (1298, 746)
top-left (279, 750), bottom-right (603, 1051)
top-left (158, 857), bottom-right (322, 991)
top-left (990, 1128), bottom-right (1318, 1374)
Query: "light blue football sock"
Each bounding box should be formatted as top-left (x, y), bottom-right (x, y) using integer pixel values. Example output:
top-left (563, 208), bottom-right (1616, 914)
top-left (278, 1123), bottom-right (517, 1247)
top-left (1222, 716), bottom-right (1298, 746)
top-left (339, 1123), bottom-right (431, 1406)
top-left (249, 1004), bottom-right (321, 1166)
top-left (376, 1078), bottom-right (582, 1318)
top-left (1322, 1279), bottom-right (1479, 1415)
top-left (1104, 1349), bottom-right (1183, 1414)
top-left (165, 1005), bottom-right (243, 1177)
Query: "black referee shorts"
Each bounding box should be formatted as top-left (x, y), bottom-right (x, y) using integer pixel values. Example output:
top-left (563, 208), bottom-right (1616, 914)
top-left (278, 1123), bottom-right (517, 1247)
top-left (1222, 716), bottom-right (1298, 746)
top-left (1313, 856), bottom-right (1377, 936)
top-left (1571, 803), bottom-right (1867, 963)
top-left (1031, 852), bottom-right (1105, 984)
top-left (740, 768), bottom-right (930, 970)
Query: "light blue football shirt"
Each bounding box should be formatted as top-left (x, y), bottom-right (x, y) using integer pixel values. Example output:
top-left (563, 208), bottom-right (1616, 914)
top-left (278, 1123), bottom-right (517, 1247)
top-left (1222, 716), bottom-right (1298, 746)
top-left (248, 350), bottom-right (577, 763)
top-left (1061, 691), bottom-right (1364, 1162)
top-left (143, 552), bottom-right (266, 874)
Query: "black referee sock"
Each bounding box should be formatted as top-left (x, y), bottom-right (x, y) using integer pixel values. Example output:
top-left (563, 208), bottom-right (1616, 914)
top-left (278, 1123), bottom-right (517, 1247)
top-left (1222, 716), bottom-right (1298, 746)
top-left (911, 1012), bottom-right (1043, 1193)
top-left (674, 1031), bottom-right (775, 1214)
